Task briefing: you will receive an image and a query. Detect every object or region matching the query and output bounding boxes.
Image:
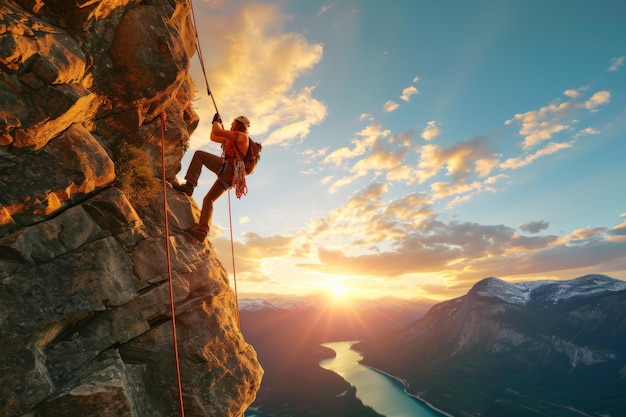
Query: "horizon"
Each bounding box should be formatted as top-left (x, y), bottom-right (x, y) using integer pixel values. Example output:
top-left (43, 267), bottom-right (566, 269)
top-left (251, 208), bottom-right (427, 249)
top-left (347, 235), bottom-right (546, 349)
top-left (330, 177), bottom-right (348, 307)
top-left (180, 1), bottom-right (626, 302)
top-left (237, 272), bottom-right (622, 303)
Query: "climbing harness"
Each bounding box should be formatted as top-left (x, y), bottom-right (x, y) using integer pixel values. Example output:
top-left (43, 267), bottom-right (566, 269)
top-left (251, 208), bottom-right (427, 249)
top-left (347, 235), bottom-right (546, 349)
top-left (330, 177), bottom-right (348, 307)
top-left (153, 1), bottom-right (251, 415)
top-left (159, 112), bottom-right (186, 417)
top-left (188, 0), bottom-right (243, 327)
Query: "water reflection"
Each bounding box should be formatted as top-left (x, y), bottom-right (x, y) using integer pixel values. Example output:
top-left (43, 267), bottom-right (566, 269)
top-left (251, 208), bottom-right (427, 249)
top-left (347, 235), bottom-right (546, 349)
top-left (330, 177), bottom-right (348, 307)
top-left (320, 341), bottom-right (447, 417)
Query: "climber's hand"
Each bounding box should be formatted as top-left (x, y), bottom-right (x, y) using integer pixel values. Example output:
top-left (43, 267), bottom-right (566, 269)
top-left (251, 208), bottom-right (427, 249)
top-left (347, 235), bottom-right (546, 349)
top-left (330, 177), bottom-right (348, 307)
top-left (212, 113), bottom-right (222, 124)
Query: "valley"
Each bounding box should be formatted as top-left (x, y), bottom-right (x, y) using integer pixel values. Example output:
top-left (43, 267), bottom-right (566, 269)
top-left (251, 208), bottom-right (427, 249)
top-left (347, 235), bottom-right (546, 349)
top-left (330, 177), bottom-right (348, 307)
top-left (241, 275), bottom-right (626, 417)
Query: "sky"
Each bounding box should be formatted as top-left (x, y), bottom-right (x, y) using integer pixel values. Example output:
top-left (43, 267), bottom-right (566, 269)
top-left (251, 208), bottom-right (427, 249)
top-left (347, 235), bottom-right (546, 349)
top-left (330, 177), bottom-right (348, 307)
top-left (178, 0), bottom-right (626, 302)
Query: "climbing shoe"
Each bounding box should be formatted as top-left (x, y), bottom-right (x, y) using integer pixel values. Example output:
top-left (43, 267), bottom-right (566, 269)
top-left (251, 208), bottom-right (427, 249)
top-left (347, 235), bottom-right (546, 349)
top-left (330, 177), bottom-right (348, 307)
top-left (173, 181), bottom-right (194, 196)
top-left (186, 227), bottom-right (207, 243)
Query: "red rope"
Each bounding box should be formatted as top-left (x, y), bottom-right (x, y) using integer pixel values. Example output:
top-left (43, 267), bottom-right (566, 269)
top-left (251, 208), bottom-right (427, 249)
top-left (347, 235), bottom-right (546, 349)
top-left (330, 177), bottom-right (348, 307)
top-left (227, 189), bottom-right (241, 329)
top-left (160, 112), bottom-right (186, 417)
top-left (188, 0), bottom-right (240, 327)
top-left (188, 0), bottom-right (219, 114)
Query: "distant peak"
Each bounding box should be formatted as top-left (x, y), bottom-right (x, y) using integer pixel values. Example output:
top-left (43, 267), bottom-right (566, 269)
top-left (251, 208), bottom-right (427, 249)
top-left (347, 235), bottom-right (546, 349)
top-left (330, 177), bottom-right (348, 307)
top-left (468, 274), bottom-right (626, 306)
top-left (571, 274), bottom-right (614, 284)
top-left (470, 277), bottom-right (529, 305)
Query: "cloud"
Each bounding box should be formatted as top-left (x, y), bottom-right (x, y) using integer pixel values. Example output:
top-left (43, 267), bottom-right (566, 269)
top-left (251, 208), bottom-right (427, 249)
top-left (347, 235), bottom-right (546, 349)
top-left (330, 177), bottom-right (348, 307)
top-left (351, 145), bottom-right (409, 178)
top-left (505, 89), bottom-right (610, 149)
top-left (584, 91), bottom-right (610, 111)
top-left (321, 89), bottom-right (601, 206)
top-left (190, 3), bottom-right (326, 148)
top-left (302, 217), bottom-right (520, 278)
top-left (384, 193), bottom-right (435, 221)
top-left (318, 4), bottom-right (334, 16)
top-left (505, 101), bottom-right (571, 149)
top-left (389, 130), bottom-right (417, 147)
top-left (301, 146), bottom-right (329, 159)
top-left (239, 232), bottom-right (294, 257)
top-left (519, 220), bottom-right (549, 234)
top-left (431, 181), bottom-right (481, 201)
top-left (383, 100), bottom-right (400, 112)
top-left (291, 182), bottom-right (626, 297)
top-left (415, 136), bottom-right (500, 185)
top-left (563, 227), bottom-right (608, 243)
top-left (305, 211), bottom-right (626, 289)
top-left (500, 141), bottom-right (573, 170)
top-left (484, 173), bottom-right (508, 185)
top-left (564, 89), bottom-right (582, 98)
top-left (311, 182), bottom-right (398, 240)
top-left (610, 220), bottom-right (626, 236)
top-left (400, 86), bottom-right (419, 102)
top-left (421, 121), bottom-right (441, 141)
top-left (445, 194), bottom-right (473, 209)
top-left (323, 123), bottom-right (389, 167)
top-left (325, 126), bottom-right (409, 193)
top-left (262, 86), bottom-right (328, 145)
top-left (474, 157), bottom-right (499, 177)
top-left (574, 127), bottom-right (600, 138)
top-left (320, 175), bottom-right (333, 184)
top-left (327, 175), bottom-right (358, 194)
top-left (414, 144), bottom-right (441, 183)
top-left (609, 56), bottom-right (625, 72)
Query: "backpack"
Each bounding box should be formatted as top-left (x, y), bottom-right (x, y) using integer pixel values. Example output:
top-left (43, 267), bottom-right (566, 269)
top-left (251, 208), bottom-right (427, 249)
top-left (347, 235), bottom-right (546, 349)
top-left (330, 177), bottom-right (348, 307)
top-left (236, 137), bottom-right (262, 175)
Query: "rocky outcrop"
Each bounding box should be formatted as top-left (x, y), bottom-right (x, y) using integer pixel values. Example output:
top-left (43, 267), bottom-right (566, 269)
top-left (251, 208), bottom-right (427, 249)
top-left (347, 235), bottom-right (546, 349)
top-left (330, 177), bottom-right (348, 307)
top-left (0, 1), bottom-right (262, 416)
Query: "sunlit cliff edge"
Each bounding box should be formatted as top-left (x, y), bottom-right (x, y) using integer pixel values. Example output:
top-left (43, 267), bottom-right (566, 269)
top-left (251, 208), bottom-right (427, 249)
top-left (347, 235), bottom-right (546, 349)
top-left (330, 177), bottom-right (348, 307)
top-left (0, 1), bottom-right (262, 416)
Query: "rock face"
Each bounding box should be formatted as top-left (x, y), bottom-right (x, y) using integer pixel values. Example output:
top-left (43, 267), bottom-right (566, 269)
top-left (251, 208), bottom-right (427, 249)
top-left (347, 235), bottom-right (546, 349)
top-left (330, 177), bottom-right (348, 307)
top-left (0, 1), bottom-right (263, 416)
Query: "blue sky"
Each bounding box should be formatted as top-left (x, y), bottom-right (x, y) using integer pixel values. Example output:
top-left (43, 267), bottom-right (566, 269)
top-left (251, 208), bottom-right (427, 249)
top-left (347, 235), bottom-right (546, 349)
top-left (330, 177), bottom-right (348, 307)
top-left (180, 0), bottom-right (626, 301)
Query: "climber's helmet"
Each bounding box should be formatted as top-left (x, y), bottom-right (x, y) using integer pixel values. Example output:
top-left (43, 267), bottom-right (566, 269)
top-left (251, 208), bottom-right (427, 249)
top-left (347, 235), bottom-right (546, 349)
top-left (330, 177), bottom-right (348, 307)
top-left (234, 116), bottom-right (250, 133)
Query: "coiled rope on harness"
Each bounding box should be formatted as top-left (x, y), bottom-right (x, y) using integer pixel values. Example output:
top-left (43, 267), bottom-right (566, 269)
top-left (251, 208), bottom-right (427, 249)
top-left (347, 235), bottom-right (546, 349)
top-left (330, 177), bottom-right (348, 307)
top-left (159, 112), bottom-right (186, 417)
top-left (233, 160), bottom-right (248, 199)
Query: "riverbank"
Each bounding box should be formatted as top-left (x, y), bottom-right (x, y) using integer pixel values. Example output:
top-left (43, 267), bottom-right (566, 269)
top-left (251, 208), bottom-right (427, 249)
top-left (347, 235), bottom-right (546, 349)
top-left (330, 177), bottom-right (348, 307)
top-left (346, 341), bottom-right (453, 416)
top-left (321, 341), bottom-right (451, 417)
top-left (362, 364), bottom-right (455, 417)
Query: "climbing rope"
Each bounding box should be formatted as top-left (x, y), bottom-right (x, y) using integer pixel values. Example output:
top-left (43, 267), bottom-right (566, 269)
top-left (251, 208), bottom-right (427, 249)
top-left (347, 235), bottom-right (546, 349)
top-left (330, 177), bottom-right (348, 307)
top-left (160, 112), bottom-right (186, 417)
top-left (227, 188), bottom-right (241, 329)
top-left (187, 0), bottom-right (242, 327)
top-left (188, 0), bottom-right (218, 114)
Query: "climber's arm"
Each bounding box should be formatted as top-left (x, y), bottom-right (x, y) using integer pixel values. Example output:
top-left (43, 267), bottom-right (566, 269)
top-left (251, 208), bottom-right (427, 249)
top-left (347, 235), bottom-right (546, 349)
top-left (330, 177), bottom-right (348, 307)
top-left (210, 121), bottom-right (237, 144)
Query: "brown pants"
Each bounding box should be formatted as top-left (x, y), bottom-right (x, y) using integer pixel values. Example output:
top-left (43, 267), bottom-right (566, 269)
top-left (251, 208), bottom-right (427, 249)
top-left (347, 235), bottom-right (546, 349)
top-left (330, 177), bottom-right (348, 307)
top-left (184, 150), bottom-right (234, 234)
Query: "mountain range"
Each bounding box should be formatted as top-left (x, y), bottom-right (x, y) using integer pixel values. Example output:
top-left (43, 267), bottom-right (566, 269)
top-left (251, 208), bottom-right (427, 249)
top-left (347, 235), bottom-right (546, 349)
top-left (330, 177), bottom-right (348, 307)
top-left (356, 274), bottom-right (626, 417)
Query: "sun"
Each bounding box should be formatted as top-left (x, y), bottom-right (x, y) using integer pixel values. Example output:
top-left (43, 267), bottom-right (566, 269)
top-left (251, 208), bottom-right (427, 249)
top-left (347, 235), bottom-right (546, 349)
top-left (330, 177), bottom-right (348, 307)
top-left (327, 281), bottom-right (350, 302)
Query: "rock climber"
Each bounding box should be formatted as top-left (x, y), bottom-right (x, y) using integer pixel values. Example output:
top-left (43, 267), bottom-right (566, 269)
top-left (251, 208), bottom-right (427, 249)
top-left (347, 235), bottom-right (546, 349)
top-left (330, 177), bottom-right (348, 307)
top-left (173, 113), bottom-right (251, 242)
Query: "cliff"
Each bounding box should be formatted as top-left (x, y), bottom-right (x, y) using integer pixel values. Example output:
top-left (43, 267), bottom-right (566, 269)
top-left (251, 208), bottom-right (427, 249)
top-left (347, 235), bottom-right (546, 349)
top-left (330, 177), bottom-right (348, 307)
top-left (0, 1), bottom-right (262, 416)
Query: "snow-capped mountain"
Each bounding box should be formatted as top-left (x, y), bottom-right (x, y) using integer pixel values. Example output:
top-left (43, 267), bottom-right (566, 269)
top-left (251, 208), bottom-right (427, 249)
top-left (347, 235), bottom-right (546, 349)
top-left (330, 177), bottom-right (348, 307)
top-left (473, 274), bottom-right (626, 305)
top-left (238, 295), bottom-right (320, 311)
top-left (356, 274), bottom-right (626, 417)
top-left (238, 293), bottom-right (434, 313)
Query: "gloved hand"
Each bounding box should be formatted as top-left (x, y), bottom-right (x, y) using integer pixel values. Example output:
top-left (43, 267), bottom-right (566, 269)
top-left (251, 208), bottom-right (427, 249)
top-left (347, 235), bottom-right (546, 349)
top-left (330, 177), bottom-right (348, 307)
top-left (212, 113), bottom-right (222, 124)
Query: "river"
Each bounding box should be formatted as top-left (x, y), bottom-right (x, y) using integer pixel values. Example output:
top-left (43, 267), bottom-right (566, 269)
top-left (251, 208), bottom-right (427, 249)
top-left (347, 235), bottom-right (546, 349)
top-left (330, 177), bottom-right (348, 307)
top-left (319, 341), bottom-right (450, 417)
